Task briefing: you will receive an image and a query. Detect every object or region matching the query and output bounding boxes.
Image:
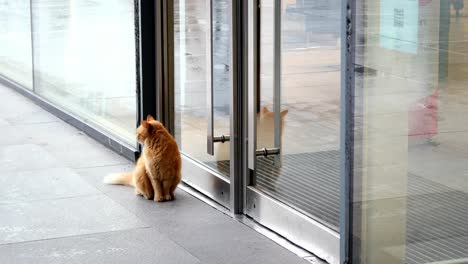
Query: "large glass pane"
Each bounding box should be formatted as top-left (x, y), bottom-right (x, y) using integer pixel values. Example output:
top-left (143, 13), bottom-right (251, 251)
top-left (31, 0), bottom-right (137, 145)
top-left (352, 0), bottom-right (468, 263)
top-left (254, 0), bottom-right (341, 230)
top-left (174, 0), bottom-right (231, 177)
top-left (0, 0), bottom-right (33, 88)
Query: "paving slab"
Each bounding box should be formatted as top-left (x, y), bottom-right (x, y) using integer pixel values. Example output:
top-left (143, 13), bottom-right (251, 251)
top-left (0, 195), bottom-right (148, 245)
top-left (0, 144), bottom-right (60, 172)
top-left (0, 167), bottom-right (100, 204)
top-left (0, 228), bottom-right (200, 264)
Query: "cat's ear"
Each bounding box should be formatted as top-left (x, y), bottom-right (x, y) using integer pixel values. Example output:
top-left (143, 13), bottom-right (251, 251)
top-left (280, 109), bottom-right (288, 117)
top-left (147, 114), bottom-right (155, 121)
top-left (261, 106), bottom-right (270, 114)
top-left (141, 120), bottom-right (153, 132)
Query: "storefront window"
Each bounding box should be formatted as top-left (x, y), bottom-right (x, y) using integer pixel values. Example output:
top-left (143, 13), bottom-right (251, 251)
top-left (31, 0), bottom-right (137, 145)
top-left (352, 0), bottom-right (468, 263)
top-left (0, 0), bottom-right (33, 88)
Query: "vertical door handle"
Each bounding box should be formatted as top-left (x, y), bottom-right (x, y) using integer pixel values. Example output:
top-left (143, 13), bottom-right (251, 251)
top-left (207, 0), bottom-right (229, 155)
top-left (247, 0), bottom-right (259, 170)
top-left (272, 0), bottom-right (282, 168)
top-left (248, 0), bottom-right (282, 169)
top-left (207, 0), bottom-right (215, 155)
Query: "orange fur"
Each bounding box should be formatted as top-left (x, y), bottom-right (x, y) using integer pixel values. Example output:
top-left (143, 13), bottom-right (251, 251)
top-left (104, 115), bottom-right (181, 202)
top-left (257, 106), bottom-right (288, 148)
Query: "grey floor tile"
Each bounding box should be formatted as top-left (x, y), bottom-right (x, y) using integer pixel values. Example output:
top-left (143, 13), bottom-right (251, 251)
top-left (0, 93), bottom-right (41, 117)
top-left (157, 217), bottom-right (309, 264)
top-left (5, 111), bottom-right (59, 125)
top-left (0, 228), bottom-right (200, 264)
top-left (0, 117), bottom-right (10, 126)
top-left (0, 144), bottom-right (60, 172)
top-left (75, 166), bottom-right (307, 264)
top-left (76, 165), bottom-right (226, 226)
top-left (0, 94), bottom-right (58, 125)
top-left (0, 97), bottom-right (59, 124)
top-left (98, 187), bottom-right (307, 264)
top-left (0, 122), bottom-right (78, 146)
top-left (0, 195), bottom-right (148, 244)
top-left (0, 122), bottom-right (129, 167)
top-left (0, 167), bottom-right (100, 204)
top-left (104, 187), bottom-right (228, 226)
top-left (43, 138), bottom-right (131, 168)
top-left (0, 84), bottom-right (17, 95)
top-left (75, 164), bottom-right (135, 193)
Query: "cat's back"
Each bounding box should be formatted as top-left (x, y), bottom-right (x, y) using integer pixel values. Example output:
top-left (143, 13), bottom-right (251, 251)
top-left (146, 129), bottom-right (181, 167)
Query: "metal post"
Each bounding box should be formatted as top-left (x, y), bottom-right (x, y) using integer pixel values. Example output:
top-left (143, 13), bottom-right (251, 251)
top-left (230, 0), bottom-right (246, 215)
top-left (138, 0), bottom-right (158, 126)
top-left (157, 0), bottom-right (175, 135)
top-left (439, 0), bottom-right (451, 82)
top-left (340, 0), bottom-right (356, 263)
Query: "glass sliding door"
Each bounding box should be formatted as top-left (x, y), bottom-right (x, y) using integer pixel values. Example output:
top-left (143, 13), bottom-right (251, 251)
top-left (174, 0), bottom-right (232, 207)
top-left (245, 0), bottom-right (341, 262)
top-left (350, 0), bottom-right (468, 263)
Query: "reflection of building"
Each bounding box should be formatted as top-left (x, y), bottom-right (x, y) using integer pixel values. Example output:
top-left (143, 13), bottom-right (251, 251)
top-left (1, 1), bottom-right (468, 264)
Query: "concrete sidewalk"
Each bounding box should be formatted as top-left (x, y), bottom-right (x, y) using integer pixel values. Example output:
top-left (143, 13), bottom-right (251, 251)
top-left (0, 84), bottom-right (310, 264)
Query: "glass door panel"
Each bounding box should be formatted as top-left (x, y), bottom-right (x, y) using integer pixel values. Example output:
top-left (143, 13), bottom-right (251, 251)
top-left (253, 0), bottom-right (341, 229)
top-left (246, 0), bottom-right (341, 262)
top-left (174, 0), bottom-right (231, 178)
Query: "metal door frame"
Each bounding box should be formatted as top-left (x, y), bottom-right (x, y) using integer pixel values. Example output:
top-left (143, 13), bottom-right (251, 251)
top-left (340, 0), bottom-right (357, 263)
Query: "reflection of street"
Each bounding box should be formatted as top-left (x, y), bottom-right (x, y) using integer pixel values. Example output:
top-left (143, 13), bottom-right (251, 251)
top-left (258, 0), bottom-right (341, 230)
top-left (261, 0), bottom-right (341, 154)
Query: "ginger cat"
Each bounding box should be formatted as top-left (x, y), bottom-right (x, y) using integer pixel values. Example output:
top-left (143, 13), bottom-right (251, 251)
top-left (104, 115), bottom-right (182, 202)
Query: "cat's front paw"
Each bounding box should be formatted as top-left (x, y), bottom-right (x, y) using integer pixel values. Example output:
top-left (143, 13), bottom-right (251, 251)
top-left (155, 195), bottom-right (165, 202)
top-left (164, 194), bottom-right (173, 201)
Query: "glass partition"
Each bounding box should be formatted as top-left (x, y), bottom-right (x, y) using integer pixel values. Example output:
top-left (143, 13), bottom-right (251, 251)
top-left (31, 0), bottom-right (137, 145)
top-left (0, 0), bottom-right (33, 88)
top-left (352, 0), bottom-right (468, 263)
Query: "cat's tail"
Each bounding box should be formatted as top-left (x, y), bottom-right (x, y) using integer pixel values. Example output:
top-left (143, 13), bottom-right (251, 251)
top-left (103, 172), bottom-right (134, 186)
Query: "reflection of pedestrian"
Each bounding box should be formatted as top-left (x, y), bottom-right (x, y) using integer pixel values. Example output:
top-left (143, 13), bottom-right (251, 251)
top-left (408, 88), bottom-right (439, 145)
top-left (452, 0), bottom-right (464, 17)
